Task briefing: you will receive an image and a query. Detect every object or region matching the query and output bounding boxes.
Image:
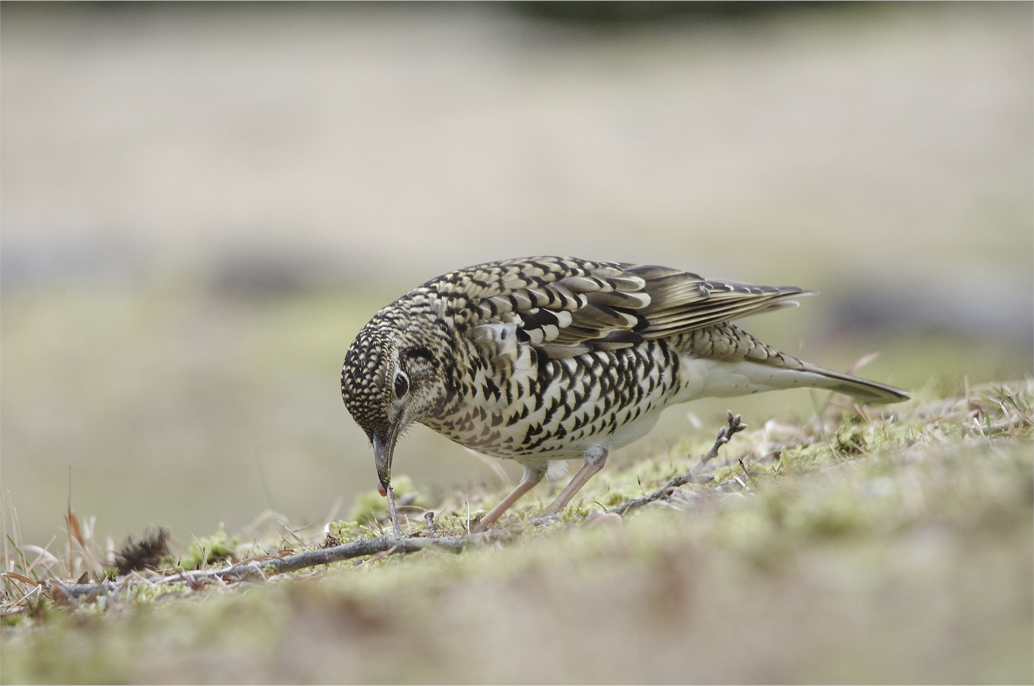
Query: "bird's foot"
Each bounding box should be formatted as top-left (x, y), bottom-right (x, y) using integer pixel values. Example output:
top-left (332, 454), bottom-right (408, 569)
top-left (530, 446), bottom-right (609, 524)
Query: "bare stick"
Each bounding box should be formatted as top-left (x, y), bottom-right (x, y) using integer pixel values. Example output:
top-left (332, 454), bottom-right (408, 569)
top-left (384, 483), bottom-right (404, 539)
top-left (52, 531), bottom-right (509, 599)
top-left (608, 411), bottom-right (747, 516)
top-left (424, 512), bottom-right (438, 538)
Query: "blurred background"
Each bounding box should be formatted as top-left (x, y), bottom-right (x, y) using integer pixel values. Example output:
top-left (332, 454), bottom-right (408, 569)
top-left (2, 2), bottom-right (1031, 548)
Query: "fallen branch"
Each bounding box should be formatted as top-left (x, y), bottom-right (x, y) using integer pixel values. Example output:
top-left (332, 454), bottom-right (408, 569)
top-left (609, 411), bottom-right (747, 516)
top-left (52, 531), bottom-right (504, 599)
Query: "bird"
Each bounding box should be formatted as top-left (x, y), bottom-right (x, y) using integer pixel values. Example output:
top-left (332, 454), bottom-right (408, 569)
top-left (340, 256), bottom-right (908, 536)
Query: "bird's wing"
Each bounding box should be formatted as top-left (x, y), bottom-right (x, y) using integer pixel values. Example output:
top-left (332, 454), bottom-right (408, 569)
top-left (432, 257), bottom-right (811, 361)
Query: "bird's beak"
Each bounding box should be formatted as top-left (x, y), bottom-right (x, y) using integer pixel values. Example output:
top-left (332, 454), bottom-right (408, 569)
top-left (372, 425), bottom-right (398, 497)
top-left (372, 423), bottom-right (404, 538)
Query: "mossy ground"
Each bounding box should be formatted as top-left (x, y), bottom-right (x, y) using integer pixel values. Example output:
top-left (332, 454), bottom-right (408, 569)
top-left (2, 380), bottom-right (1032, 683)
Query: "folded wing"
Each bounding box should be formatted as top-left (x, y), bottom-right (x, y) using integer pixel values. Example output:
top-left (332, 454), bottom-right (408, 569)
top-left (441, 257), bottom-right (810, 361)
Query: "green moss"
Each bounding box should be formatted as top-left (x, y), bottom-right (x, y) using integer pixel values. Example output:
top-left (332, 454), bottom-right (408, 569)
top-left (345, 474), bottom-right (423, 526)
top-left (179, 524), bottom-right (239, 570)
top-left (832, 425), bottom-right (869, 457)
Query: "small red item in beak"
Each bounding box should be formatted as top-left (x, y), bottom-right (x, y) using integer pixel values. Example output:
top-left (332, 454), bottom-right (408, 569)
top-left (378, 484), bottom-right (387, 497)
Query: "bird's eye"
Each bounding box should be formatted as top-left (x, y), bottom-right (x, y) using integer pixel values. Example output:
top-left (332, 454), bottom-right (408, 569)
top-left (393, 372), bottom-right (409, 399)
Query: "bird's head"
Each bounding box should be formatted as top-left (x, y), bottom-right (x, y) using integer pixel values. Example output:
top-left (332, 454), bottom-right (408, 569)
top-left (341, 317), bottom-right (448, 495)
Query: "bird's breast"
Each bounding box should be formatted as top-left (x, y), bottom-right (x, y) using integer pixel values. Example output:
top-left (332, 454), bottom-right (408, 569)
top-left (422, 339), bottom-right (683, 460)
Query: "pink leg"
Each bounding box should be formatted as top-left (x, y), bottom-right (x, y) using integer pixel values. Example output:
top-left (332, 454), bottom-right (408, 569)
top-left (535, 445), bottom-right (609, 520)
top-left (472, 464), bottom-right (546, 532)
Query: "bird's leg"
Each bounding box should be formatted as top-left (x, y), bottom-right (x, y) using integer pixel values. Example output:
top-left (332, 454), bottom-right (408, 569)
top-left (471, 464), bottom-right (546, 533)
top-left (534, 445), bottom-right (608, 521)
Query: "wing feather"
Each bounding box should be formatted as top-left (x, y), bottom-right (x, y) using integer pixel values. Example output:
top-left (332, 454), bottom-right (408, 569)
top-left (435, 257), bottom-right (811, 361)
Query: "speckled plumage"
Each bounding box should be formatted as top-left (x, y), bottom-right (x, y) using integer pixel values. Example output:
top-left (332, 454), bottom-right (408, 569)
top-left (341, 256), bottom-right (908, 533)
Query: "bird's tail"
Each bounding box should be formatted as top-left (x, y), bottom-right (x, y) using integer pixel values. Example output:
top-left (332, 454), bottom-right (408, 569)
top-left (675, 324), bottom-right (909, 405)
top-left (798, 362), bottom-right (909, 405)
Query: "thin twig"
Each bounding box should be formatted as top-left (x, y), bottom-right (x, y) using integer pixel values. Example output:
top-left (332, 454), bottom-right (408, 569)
top-left (738, 458), bottom-right (757, 489)
top-left (385, 484), bottom-right (404, 539)
top-left (608, 411), bottom-right (747, 516)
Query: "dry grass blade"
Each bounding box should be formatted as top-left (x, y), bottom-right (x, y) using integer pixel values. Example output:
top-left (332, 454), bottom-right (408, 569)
top-left (277, 520), bottom-right (308, 549)
top-left (2, 571), bottom-right (38, 586)
top-left (66, 508), bottom-right (84, 550)
top-left (63, 506), bottom-right (104, 581)
top-left (1, 494), bottom-right (52, 605)
top-left (846, 350), bottom-right (881, 375)
top-left (24, 540), bottom-right (60, 576)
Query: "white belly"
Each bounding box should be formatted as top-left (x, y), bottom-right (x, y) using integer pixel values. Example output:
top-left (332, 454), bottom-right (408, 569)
top-left (553, 407), bottom-right (665, 459)
top-left (675, 356), bottom-right (825, 401)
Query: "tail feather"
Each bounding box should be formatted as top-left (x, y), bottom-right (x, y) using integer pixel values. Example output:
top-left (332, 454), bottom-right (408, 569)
top-left (679, 357), bottom-right (910, 405)
top-left (801, 362), bottom-right (909, 405)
